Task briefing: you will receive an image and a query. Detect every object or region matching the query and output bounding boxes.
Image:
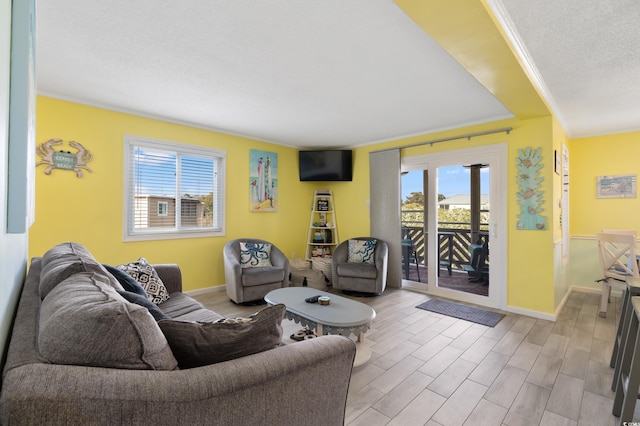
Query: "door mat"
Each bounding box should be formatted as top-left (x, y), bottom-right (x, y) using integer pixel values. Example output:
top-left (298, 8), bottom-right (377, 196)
top-left (416, 299), bottom-right (504, 327)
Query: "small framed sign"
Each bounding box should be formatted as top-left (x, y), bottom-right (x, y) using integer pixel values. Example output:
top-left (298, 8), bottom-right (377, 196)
top-left (317, 199), bottom-right (329, 211)
top-left (596, 174), bottom-right (637, 198)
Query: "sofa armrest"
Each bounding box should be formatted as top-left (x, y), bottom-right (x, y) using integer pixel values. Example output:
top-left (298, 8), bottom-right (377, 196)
top-left (0, 336), bottom-right (356, 426)
top-left (153, 264), bottom-right (182, 293)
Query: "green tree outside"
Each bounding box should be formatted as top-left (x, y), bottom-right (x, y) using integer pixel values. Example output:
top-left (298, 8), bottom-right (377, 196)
top-left (401, 192), bottom-right (488, 230)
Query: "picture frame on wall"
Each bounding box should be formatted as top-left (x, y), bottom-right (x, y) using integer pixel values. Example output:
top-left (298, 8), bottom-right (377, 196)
top-left (596, 174), bottom-right (637, 199)
top-left (554, 150), bottom-right (561, 175)
top-left (249, 149), bottom-right (278, 212)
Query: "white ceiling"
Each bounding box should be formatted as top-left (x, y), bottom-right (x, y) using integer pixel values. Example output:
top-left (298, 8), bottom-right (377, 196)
top-left (492, 0), bottom-right (640, 138)
top-left (36, 0), bottom-right (640, 148)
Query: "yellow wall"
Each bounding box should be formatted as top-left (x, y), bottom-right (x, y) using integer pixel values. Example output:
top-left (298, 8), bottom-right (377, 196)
top-left (397, 117), bottom-right (556, 313)
top-left (32, 96), bottom-right (312, 290)
top-left (565, 130), bottom-right (640, 294)
top-left (33, 96), bottom-right (562, 315)
top-left (331, 116), bottom-right (558, 314)
top-left (570, 130), bottom-right (640, 235)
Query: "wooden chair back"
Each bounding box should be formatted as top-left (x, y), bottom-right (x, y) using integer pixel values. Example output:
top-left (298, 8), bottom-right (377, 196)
top-left (596, 232), bottom-right (640, 281)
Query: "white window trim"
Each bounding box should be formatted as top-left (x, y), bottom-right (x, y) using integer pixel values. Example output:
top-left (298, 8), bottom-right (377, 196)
top-left (123, 135), bottom-right (226, 242)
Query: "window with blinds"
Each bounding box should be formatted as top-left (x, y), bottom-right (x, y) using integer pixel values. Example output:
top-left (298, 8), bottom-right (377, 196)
top-left (123, 135), bottom-right (225, 241)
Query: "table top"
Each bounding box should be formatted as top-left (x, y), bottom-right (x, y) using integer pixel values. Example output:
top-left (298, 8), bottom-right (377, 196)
top-left (264, 287), bottom-right (376, 328)
top-left (627, 276), bottom-right (640, 289)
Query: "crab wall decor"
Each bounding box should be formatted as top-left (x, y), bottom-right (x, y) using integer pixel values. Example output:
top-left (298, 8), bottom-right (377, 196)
top-left (36, 139), bottom-right (93, 178)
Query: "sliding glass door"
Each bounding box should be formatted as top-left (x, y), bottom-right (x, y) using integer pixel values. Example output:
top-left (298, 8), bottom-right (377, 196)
top-left (402, 144), bottom-right (507, 309)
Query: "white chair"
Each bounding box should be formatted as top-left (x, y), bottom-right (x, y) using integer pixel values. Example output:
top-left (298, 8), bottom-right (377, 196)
top-left (596, 232), bottom-right (639, 317)
top-left (602, 229), bottom-right (638, 239)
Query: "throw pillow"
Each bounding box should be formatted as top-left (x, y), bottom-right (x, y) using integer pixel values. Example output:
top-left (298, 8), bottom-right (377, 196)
top-left (104, 264), bottom-right (148, 297)
top-left (117, 258), bottom-right (170, 305)
top-left (239, 242), bottom-right (272, 268)
top-left (347, 239), bottom-right (377, 263)
top-left (158, 303), bottom-right (286, 368)
top-left (117, 290), bottom-right (171, 322)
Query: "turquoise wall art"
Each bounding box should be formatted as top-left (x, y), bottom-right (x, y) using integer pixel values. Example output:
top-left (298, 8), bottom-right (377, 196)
top-left (249, 149), bottom-right (278, 212)
top-left (516, 146), bottom-right (547, 230)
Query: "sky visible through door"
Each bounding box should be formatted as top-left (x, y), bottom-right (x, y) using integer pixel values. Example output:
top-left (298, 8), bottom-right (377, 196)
top-left (401, 165), bottom-right (489, 201)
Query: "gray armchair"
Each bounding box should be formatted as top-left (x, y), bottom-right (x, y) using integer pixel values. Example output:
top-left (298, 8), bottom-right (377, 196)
top-left (331, 237), bottom-right (388, 295)
top-left (223, 238), bottom-right (290, 304)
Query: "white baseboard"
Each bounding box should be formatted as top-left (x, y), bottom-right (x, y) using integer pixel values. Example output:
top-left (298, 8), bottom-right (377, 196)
top-left (184, 285), bottom-right (225, 296)
top-left (571, 284), bottom-right (622, 298)
top-left (504, 305), bottom-right (556, 322)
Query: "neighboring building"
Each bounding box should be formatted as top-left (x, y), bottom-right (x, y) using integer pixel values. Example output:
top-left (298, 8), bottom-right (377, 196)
top-left (438, 194), bottom-right (489, 210)
top-left (134, 196), bottom-right (204, 228)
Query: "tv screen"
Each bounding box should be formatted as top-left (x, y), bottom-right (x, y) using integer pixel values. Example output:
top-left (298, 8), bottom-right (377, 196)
top-left (299, 150), bottom-right (353, 181)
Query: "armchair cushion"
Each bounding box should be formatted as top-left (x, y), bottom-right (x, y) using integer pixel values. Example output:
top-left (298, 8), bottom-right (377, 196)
top-left (336, 262), bottom-right (378, 279)
top-left (158, 304), bottom-right (286, 368)
top-left (347, 239), bottom-right (377, 263)
top-left (241, 266), bottom-right (286, 286)
top-left (240, 242), bottom-right (273, 268)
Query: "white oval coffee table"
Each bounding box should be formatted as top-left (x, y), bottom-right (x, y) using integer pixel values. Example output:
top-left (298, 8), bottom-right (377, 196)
top-left (265, 287), bottom-right (376, 366)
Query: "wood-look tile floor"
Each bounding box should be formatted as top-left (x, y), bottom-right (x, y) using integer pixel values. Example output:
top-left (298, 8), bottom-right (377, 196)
top-left (192, 287), bottom-right (634, 426)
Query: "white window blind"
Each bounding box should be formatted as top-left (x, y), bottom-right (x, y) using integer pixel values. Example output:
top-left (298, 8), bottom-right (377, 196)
top-left (124, 136), bottom-right (225, 241)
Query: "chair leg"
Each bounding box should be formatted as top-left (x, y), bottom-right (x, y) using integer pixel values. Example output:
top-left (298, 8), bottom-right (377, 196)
top-left (600, 280), bottom-right (611, 318)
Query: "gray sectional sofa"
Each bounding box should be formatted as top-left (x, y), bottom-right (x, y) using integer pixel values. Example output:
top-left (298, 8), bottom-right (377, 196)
top-left (0, 242), bottom-right (356, 425)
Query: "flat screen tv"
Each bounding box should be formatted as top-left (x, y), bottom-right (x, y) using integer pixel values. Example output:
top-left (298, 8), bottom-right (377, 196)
top-left (299, 150), bottom-right (353, 181)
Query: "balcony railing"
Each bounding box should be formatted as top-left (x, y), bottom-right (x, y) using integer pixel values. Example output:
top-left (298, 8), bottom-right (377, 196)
top-left (401, 222), bottom-right (489, 271)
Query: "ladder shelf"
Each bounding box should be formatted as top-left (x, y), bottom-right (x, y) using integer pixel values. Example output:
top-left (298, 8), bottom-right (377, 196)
top-left (305, 190), bottom-right (338, 261)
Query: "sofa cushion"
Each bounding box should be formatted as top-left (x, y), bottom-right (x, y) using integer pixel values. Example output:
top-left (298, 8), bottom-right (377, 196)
top-left (239, 242), bottom-right (272, 268)
top-left (347, 239), bottom-right (377, 264)
top-left (104, 264), bottom-right (148, 297)
top-left (38, 272), bottom-right (178, 370)
top-left (158, 304), bottom-right (285, 368)
top-left (117, 290), bottom-right (171, 322)
top-left (168, 308), bottom-right (226, 323)
top-left (241, 266), bottom-right (285, 286)
top-left (158, 293), bottom-right (223, 322)
top-left (117, 258), bottom-right (170, 304)
top-left (39, 242), bottom-right (124, 299)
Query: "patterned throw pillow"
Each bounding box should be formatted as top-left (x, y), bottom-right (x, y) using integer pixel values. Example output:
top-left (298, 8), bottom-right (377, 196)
top-left (239, 242), bottom-right (272, 268)
top-left (347, 239), bottom-right (377, 264)
top-left (117, 258), bottom-right (170, 305)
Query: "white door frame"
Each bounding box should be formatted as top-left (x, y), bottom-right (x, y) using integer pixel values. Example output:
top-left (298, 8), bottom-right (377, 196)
top-left (401, 143), bottom-right (507, 310)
